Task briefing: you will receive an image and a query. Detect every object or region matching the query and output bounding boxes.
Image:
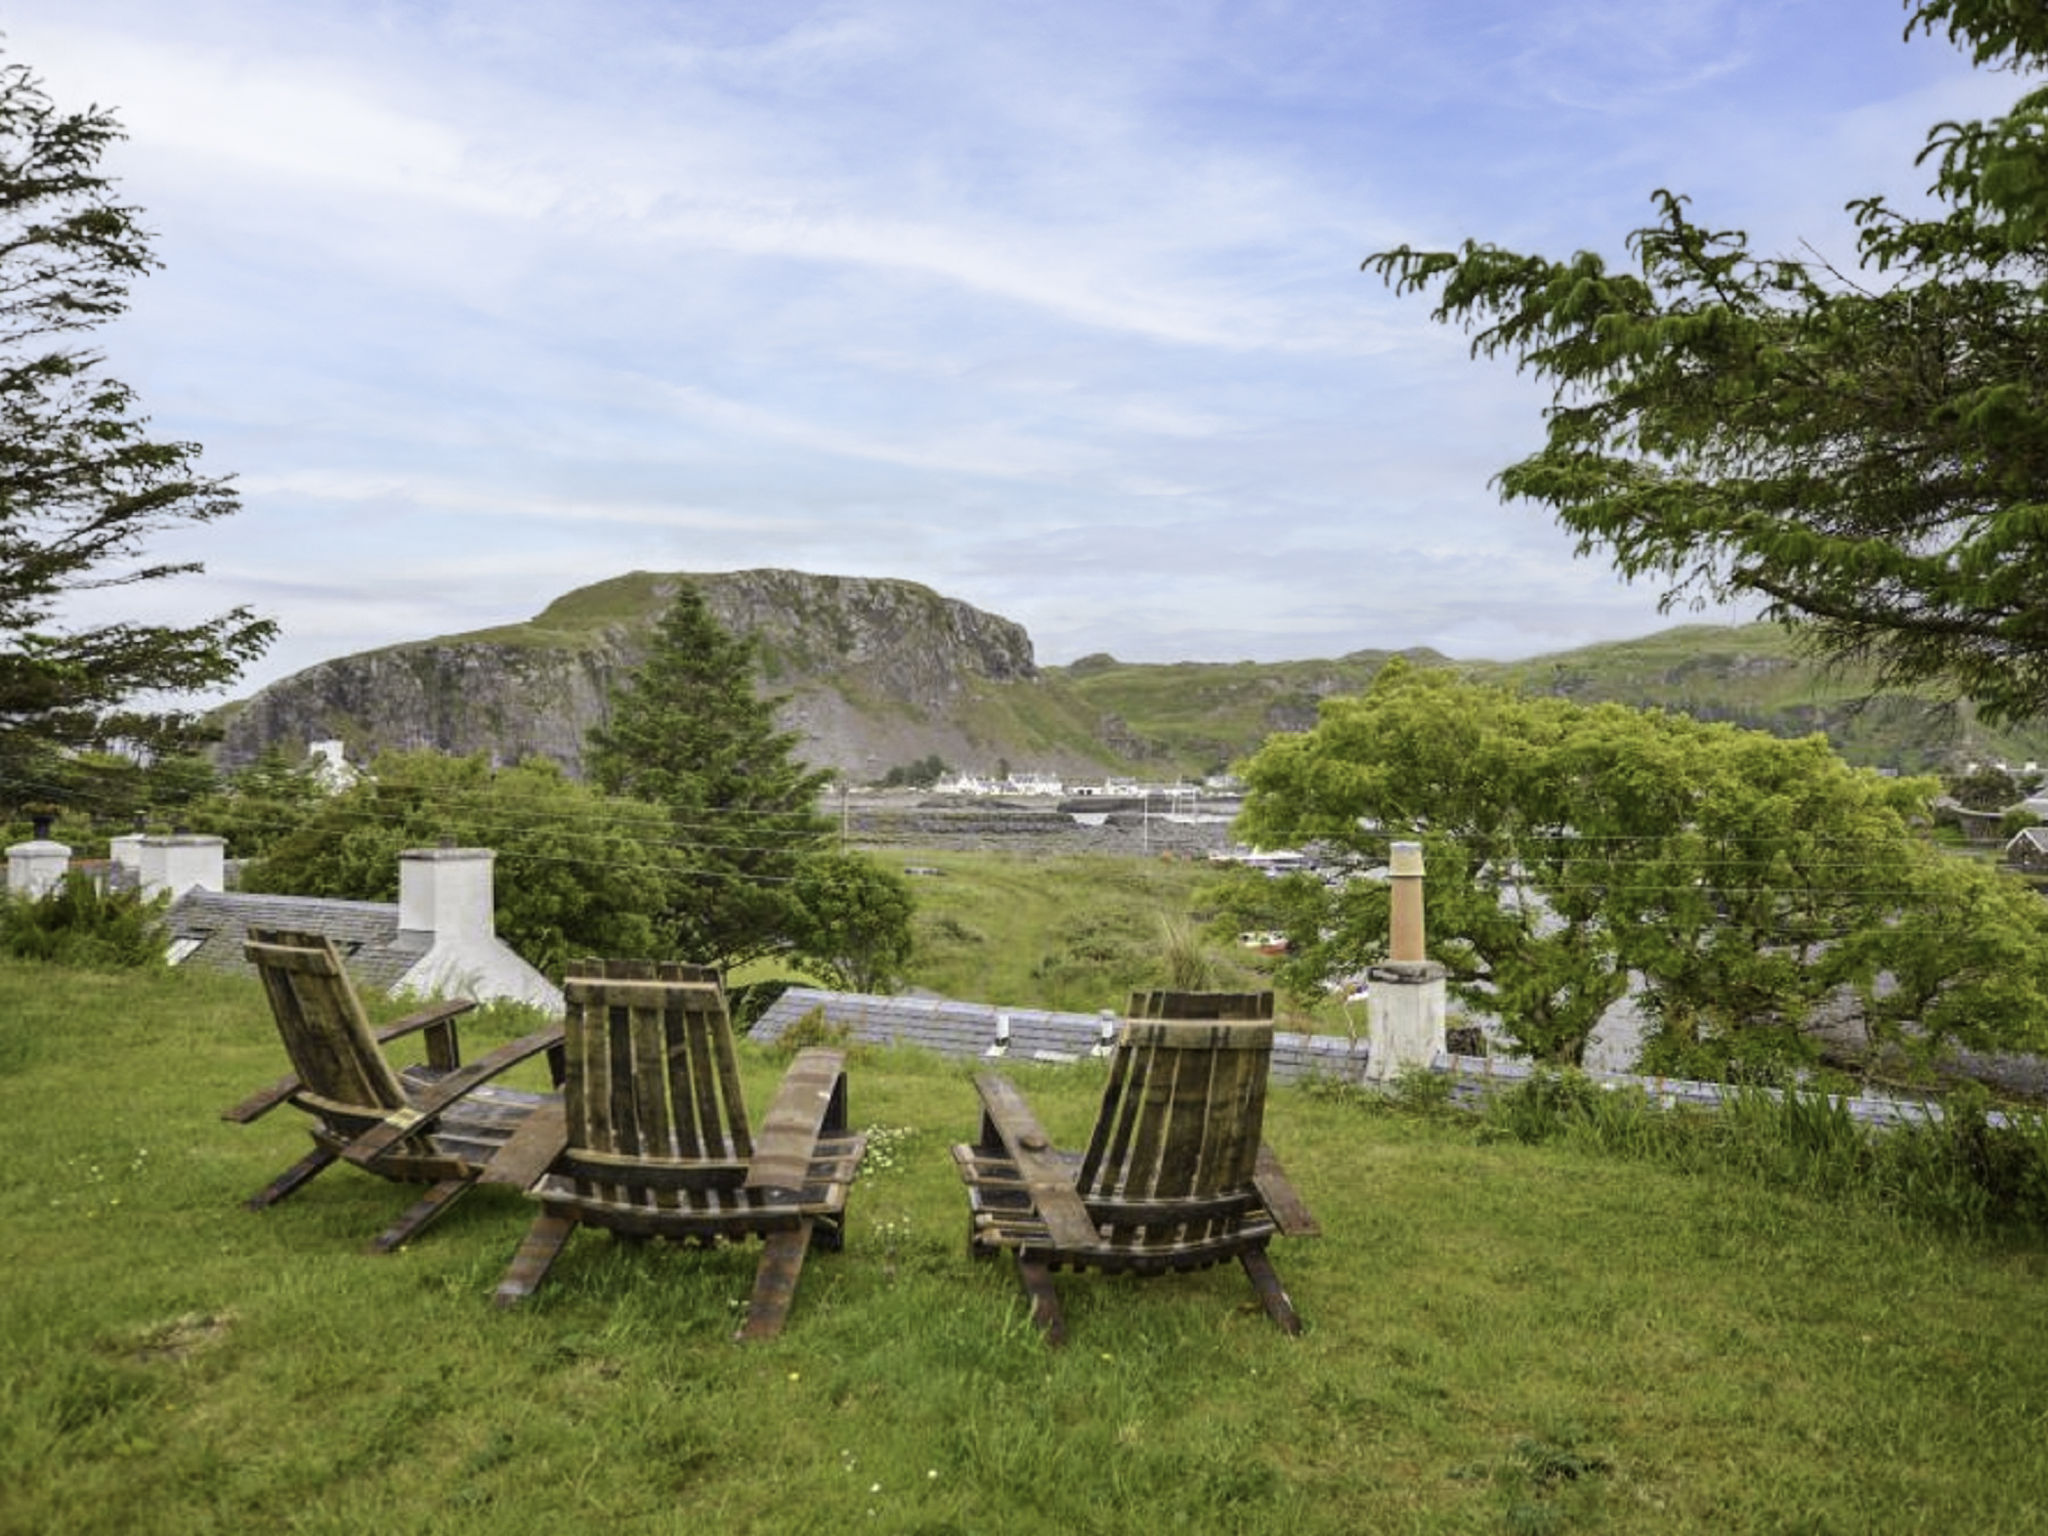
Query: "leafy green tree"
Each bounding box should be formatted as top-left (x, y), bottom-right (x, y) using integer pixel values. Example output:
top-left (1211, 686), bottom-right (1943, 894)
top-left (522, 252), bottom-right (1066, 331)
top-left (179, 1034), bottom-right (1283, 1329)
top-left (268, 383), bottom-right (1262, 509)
top-left (181, 745), bottom-right (328, 859)
top-left (1944, 765), bottom-right (2025, 813)
top-left (787, 852), bottom-right (916, 993)
top-left (1829, 850), bottom-right (2048, 1076)
top-left (1233, 665), bottom-right (2045, 1074)
top-left (246, 751), bottom-right (676, 976)
top-left (1366, 3), bottom-right (2048, 724)
top-left (586, 584), bottom-right (833, 973)
top-left (0, 51), bottom-right (273, 798)
top-left (876, 754), bottom-right (947, 789)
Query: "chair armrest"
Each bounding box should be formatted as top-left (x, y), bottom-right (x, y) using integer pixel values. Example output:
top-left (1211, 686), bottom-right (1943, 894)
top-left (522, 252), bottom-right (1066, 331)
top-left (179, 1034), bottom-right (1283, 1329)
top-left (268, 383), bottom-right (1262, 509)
top-left (222, 1074), bottom-right (300, 1123)
top-left (372, 999), bottom-right (478, 1072)
top-left (477, 1099), bottom-right (570, 1190)
top-left (746, 1048), bottom-right (848, 1196)
top-left (970, 1074), bottom-right (1099, 1250)
top-left (1252, 1144), bottom-right (1321, 1238)
top-left (340, 1023), bottom-right (565, 1168)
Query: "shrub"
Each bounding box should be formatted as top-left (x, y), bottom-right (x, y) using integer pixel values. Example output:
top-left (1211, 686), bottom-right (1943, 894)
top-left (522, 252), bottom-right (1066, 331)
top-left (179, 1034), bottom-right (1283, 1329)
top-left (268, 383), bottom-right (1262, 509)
top-left (0, 874), bottom-right (167, 969)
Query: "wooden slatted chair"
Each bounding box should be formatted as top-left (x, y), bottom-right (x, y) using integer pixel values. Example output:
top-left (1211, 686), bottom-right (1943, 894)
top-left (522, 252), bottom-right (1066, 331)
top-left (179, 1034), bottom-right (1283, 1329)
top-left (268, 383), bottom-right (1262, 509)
top-left (951, 989), bottom-right (1319, 1345)
top-left (222, 927), bottom-right (565, 1253)
top-left (490, 960), bottom-right (867, 1340)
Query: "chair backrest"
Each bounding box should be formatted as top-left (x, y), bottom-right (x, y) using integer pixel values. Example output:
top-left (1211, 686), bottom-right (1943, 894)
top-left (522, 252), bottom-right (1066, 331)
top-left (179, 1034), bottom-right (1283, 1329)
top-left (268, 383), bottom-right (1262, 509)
top-left (245, 927), bottom-right (408, 1112)
top-left (1077, 991), bottom-right (1276, 1207)
top-left (558, 960), bottom-right (750, 1167)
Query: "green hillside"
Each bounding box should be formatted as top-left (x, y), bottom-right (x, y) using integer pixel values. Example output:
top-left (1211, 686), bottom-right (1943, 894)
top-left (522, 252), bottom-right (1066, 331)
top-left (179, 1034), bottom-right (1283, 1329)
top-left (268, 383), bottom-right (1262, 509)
top-left (1052, 625), bottom-right (2048, 776)
top-left (223, 569), bottom-right (2048, 781)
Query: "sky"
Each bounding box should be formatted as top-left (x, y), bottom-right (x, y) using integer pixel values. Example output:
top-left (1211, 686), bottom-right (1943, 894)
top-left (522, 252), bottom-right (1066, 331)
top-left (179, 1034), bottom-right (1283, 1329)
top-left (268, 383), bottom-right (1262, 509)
top-left (5, 0), bottom-right (2023, 698)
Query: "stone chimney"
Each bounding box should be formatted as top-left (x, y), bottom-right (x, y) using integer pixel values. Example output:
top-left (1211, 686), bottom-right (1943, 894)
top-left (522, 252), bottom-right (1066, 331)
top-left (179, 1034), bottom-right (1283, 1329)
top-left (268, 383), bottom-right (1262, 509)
top-left (137, 834), bottom-right (227, 899)
top-left (398, 848), bottom-right (497, 939)
top-left (1364, 840), bottom-right (1447, 1081)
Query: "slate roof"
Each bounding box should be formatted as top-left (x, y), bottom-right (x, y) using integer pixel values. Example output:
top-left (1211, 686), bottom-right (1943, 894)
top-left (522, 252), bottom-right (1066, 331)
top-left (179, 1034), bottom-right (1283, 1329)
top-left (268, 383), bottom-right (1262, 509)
top-left (165, 889), bottom-right (430, 994)
top-left (752, 986), bottom-right (1375, 1084)
top-left (2005, 825), bottom-right (2048, 859)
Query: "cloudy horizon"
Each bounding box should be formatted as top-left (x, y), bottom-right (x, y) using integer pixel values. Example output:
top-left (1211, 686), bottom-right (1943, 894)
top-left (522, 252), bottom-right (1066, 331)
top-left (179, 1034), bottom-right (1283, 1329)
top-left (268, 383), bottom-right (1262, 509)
top-left (6, 1), bottom-right (2014, 696)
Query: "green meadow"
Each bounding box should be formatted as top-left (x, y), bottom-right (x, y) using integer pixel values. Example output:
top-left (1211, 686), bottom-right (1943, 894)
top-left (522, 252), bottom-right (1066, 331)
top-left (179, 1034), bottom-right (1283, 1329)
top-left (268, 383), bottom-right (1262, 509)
top-left (5, 957), bottom-right (2047, 1534)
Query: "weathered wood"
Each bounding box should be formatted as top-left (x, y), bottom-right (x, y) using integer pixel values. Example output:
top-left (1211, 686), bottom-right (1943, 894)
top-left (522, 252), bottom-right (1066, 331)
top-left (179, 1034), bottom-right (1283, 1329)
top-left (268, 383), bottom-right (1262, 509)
top-left (737, 1222), bottom-right (815, 1341)
top-left (480, 1099), bottom-right (570, 1190)
top-left (951, 989), bottom-right (1316, 1342)
top-left (1238, 1246), bottom-right (1302, 1335)
top-left (1252, 1145), bottom-right (1322, 1238)
top-left (366, 1177), bottom-right (475, 1254)
top-left (971, 1075), bottom-right (1101, 1250)
top-left (1016, 1258), bottom-right (1067, 1345)
top-left (243, 1147), bottom-right (337, 1210)
top-left (492, 1212), bottom-right (577, 1306)
top-left (498, 963), bottom-right (866, 1335)
top-left (748, 1048), bottom-right (847, 1195)
top-left (227, 927), bottom-right (560, 1250)
top-left (341, 1023), bottom-right (565, 1168)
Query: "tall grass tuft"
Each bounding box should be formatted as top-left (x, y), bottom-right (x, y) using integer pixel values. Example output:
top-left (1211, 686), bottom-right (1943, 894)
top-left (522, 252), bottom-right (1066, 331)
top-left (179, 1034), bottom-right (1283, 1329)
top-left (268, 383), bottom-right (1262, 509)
top-left (1458, 1066), bottom-right (2048, 1234)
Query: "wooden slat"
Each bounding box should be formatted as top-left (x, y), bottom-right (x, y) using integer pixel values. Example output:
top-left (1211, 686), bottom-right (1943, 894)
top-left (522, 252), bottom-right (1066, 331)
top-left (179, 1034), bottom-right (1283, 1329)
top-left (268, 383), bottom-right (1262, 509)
top-left (365, 1177), bottom-right (475, 1254)
top-left (970, 1075), bottom-right (1100, 1250)
top-left (479, 1099), bottom-right (570, 1189)
top-left (680, 992), bottom-right (720, 1159)
top-left (706, 989), bottom-right (753, 1160)
top-left (339, 1024), bottom-right (564, 1167)
top-left (494, 1212), bottom-right (578, 1306)
top-left (1252, 1145), bottom-right (1320, 1237)
top-left (749, 1049), bottom-right (845, 1195)
top-left (549, 1151), bottom-right (747, 1192)
top-left (1238, 1246), bottom-right (1302, 1335)
top-left (247, 930), bottom-right (410, 1111)
top-left (737, 1223), bottom-right (814, 1340)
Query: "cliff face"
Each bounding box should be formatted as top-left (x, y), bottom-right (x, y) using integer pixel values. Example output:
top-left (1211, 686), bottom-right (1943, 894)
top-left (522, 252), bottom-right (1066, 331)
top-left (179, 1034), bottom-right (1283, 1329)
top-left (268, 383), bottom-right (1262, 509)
top-left (217, 570), bottom-right (1056, 780)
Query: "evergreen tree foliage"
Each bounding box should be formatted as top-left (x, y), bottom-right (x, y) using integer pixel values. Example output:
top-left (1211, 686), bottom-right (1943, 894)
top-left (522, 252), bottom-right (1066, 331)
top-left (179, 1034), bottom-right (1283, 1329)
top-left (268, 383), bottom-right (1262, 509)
top-left (585, 584), bottom-right (833, 973)
top-left (1367, 3), bottom-right (2048, 724)
top-left (0, 51), bottom-right (273, 803)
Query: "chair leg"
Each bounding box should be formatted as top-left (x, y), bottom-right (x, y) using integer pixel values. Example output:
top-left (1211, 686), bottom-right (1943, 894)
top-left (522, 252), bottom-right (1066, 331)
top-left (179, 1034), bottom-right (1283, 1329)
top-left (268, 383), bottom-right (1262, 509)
top-left (1239, 1246), bottom-right (1302, 1336)
top-left (365, 1176), bottom-right (476, 1254)
top-left (737, 1222), bottom-right (814, 1342)
top-left (1016, 1257), bottom-right (1067, 1347)
top-left (244, 1148), bottom-right (338, 1211)
top-left (494, 1213), bottom-right (578, 1307)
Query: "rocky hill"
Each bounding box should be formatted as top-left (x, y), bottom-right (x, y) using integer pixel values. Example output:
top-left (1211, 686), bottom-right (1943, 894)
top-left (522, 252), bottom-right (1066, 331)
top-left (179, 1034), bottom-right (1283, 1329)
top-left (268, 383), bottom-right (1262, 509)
top-left (217, 570), bottom-right (1116, 780)
top-left (217, 569), bottom-right (2048, 781)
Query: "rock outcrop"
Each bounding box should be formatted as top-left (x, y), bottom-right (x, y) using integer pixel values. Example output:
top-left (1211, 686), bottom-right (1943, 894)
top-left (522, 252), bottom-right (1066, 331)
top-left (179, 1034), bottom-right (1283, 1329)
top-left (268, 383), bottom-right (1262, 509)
top-left (218, 570), bottom-right (1067, 780)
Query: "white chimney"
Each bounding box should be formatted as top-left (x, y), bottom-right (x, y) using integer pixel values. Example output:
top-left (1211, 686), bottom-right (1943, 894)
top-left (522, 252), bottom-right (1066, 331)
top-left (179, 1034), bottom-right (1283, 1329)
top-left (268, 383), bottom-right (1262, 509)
top-left (398, 848), bottom-right (496, 938)
top-left (6, 837), bottom-right (71, 900)
top-left (137, 834), bottom-right (226, 899)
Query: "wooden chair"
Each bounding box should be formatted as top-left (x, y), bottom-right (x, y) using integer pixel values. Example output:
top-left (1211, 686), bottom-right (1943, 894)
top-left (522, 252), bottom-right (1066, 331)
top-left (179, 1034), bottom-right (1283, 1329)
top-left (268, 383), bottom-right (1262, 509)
top-left (950, 989), bottom-right (1319, 1345)
top-left (490, 961), bottom-right (867, 1340)
top-left (222, 927), bottom-right (565, 1253)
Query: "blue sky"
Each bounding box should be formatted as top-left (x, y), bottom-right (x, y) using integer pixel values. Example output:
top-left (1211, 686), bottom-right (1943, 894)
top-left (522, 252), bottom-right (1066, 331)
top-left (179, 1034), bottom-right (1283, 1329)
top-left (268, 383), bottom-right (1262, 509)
top-left (8, 1), bottom-right (2018, 695)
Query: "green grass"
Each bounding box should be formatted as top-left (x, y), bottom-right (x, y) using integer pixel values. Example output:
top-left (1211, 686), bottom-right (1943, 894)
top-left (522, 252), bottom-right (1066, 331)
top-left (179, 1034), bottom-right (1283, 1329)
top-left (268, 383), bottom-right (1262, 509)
top-left (6, 958), bottom-right (2048, 1532)
top-left (880, 849), bottom-right (1277, 1016)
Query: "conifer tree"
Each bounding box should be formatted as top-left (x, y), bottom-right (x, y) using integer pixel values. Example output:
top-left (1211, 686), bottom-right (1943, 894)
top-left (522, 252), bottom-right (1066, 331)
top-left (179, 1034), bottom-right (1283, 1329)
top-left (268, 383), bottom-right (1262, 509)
top-left (586, 582), bottom-right (833, 973)
top-left (1368, 2), bottom-right (2048, 723)
top-left (0, 51), bottom-right (272, 804)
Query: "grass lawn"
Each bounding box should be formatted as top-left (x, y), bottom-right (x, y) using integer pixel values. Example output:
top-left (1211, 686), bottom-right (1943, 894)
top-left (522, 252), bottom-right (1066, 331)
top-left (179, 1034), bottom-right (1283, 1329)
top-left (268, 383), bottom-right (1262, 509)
top-left (4, 957), bottom-right (2045, 1534)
